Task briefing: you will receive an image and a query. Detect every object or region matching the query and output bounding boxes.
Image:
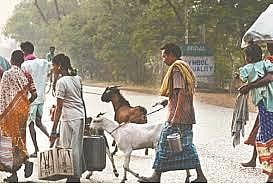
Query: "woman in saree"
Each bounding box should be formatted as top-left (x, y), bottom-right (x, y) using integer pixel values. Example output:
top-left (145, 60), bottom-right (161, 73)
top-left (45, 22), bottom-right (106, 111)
top-left (0, 56), bottom-right (11, 79)
top-left (239, 42), bottom-right (273, 183)
top-left (0, 50), bottom-right (37, 182)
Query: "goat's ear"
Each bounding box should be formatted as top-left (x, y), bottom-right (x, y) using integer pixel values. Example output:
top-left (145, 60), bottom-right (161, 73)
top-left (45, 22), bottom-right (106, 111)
top-left (96, 112), bottom-right (106, 118)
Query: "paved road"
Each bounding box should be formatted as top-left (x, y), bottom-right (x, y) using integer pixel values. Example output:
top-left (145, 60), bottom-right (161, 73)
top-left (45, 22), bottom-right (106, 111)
top-left (0, 86), bottom-right (266, 183)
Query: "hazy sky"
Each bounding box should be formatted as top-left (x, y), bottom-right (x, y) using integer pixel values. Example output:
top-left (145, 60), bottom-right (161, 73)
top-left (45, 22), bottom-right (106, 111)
top-left (0, 0), bottom-right (22, 58)
top-left (0, 0), bottom-right (21, 31)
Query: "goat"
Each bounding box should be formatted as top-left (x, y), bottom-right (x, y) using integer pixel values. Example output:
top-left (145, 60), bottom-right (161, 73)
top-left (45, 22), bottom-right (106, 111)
top-left (90, 115), bottom-right (192, 183)
top-left (101, 86), bottom-right (149, 156)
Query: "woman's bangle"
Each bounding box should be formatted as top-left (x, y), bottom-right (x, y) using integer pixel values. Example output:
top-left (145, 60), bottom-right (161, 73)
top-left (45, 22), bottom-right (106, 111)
top-left (51, 130), bottom-right (57, 136)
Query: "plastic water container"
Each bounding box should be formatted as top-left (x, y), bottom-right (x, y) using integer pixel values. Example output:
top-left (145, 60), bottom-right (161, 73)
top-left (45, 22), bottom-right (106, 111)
top-left (83, 135), bottom-right (106, 171)
top-left (167, 133), bottom-right (183, 152)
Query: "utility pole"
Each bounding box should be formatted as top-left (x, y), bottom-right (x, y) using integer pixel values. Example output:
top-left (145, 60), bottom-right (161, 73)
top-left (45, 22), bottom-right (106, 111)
top-left (184, 1), bottom-right (189, 44)
top-left (202, 24), bottom-right (206, 44)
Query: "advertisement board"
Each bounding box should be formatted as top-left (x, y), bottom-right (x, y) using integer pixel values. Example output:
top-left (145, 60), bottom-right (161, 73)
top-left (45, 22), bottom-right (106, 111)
top-left (180, 44), bottom-right (215, 85)
top-left (181, 56), bottom-right (214, 76)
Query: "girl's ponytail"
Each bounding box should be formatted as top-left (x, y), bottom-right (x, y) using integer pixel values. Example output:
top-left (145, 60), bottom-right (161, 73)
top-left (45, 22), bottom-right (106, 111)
top-left (64, 55), bottom-right (77, 76)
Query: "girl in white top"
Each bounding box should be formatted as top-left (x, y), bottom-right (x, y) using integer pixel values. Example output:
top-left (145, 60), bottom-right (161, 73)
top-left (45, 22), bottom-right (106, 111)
top-left (49, 54), bottom-right (84, 183)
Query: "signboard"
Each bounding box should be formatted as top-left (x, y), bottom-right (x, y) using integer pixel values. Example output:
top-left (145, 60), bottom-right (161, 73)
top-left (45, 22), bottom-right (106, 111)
top-left (180, 44), bottom-right (213, 56)
top-left (180, 44), bottom-right (215, 86)
top-left (181, 56), bottom-right (214, 76)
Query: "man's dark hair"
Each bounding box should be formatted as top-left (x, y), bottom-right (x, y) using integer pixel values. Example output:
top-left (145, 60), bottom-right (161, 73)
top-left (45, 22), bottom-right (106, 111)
top-left (20, 41), bottom-right (34, 54)
top-left (160, 43), bottom-right (181, 58)
top-left (244, 42), bottom-right (262, 63)
top-left (11, 50), bottom-right (24, 65)
top-left (50, 46), bottom-right (55, 50)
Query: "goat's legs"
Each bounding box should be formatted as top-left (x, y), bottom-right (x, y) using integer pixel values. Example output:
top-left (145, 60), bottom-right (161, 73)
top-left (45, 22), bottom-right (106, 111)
top-left (185, 169), bottom-right (191, 183)
top-left (112, 140), bottom-right (116, 147)
top-left (121, 152), bottom-right (132, 183)
top-left (86, 132), bottom-right (119, 179)
top-left (106, 145), bottom-right (119, 177)
top-left (102, 133), bottom-right (119, 177)
top-left (111, 145), bottom-right (118, 157)
top-left (122, 152), bottom-right (144, 182)
top-left (125, 166), bottom-right (143, 180)
top-left (86, 149), bottom-right (119, 179)
top-left (86, 171), bottom-right (93, 179)
top-left (144, 148), bottom-right (148, 155)
top-left (121, 154), bottom-right (130, 183)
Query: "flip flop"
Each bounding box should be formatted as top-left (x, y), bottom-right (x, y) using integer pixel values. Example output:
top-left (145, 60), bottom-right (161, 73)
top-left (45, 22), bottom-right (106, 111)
top-left (24, 161), bottom-right (34, 178)
top-left (29, 152), bottom-right (37, 158)
top-left (190, 178), bottom-right (207, 183)
top-left (3, 174), bottom-right (18, 183)
top-left (137, 176), bottom-right (151, 183)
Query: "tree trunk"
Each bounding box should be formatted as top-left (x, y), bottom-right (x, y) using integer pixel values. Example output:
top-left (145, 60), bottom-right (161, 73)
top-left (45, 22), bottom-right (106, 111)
top-left (165, 0), bottom-right (184, 25)
top-left (54, 0), bottom-right (61, 20)
top-left (226, 49), bottom-right (234, 94)
top-left (34, 0), bottom-right (49, 25)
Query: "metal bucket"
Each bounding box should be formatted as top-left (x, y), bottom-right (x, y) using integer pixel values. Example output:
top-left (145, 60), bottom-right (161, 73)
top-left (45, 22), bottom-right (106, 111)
top-left (167, 133), bottom-right (183, 152)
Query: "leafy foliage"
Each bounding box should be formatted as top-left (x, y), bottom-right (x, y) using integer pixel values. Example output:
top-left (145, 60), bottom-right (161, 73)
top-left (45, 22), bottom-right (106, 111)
top-left (4, 0), bottom-right (273, 88)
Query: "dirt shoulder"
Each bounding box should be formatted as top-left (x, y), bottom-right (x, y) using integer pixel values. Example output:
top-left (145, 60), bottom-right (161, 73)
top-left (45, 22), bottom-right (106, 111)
top-left (195, 92), bottom-right (256, 112)
top-left (83, 80), bottom-right (257, 113)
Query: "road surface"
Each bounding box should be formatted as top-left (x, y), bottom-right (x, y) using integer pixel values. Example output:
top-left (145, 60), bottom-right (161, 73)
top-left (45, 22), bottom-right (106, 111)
top-left (0, 86), bottom-right (266, 183)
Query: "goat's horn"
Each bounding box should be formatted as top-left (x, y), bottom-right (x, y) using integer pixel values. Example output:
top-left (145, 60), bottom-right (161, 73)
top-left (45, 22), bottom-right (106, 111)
top-left (96, 112), bottom-right (106, 118)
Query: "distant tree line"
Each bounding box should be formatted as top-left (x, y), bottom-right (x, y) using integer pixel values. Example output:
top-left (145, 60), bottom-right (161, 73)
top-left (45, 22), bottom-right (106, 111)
top-left (4, 0), bottom-right (273, 89)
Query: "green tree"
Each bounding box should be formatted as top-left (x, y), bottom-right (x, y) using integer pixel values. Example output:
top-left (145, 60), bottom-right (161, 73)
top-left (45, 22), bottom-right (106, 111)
top-left (4, 0), bottom-right (273, 89)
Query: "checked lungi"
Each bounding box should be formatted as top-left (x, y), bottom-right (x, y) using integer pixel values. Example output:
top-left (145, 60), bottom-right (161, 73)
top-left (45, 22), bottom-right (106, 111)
top-left (153, 122), bottom-right (201, 172)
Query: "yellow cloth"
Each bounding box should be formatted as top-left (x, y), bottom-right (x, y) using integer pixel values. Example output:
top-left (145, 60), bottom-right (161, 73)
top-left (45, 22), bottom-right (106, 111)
top-left (0, 88), bottom-right (30, 172)
top-left (160, 60), bottom-right (196, 97)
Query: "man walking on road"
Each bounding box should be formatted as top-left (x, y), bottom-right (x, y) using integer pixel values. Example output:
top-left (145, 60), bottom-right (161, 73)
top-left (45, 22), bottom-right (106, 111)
top-left (138, 43), bottom-right (207, 183)
top-left (46, 46), bottom-right (55, 62)
top-left (21, 41), bottom-right (51, 157)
